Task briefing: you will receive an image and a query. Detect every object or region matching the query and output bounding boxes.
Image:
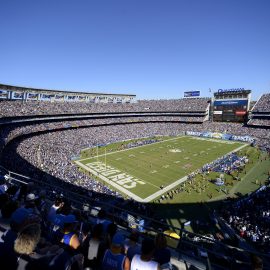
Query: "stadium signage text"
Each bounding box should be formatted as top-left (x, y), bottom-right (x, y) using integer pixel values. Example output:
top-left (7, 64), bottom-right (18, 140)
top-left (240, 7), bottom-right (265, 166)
top-left (86, 161), bottom-right (145, 189)
top-left (218, 88), bottom-right (245, 93)
top-left (186, 131), bottom-right (254, 143)
top-left (214, 100), bottom-right (248, 106)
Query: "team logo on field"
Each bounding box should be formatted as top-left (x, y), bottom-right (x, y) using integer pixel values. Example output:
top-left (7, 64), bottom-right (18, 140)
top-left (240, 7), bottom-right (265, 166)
top-left (85, 161), bottom-right (145, 189)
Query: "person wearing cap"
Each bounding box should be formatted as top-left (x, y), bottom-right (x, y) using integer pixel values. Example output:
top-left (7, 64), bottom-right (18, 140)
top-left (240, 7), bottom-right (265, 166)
top-left (131, 238), bottom-right (160, 270)
top-left (102, 232), bottom-right (130, 270)
top-left (60, 214), bottom-right (80, 250)
top-left (24, 193), bottom-right (40, 216)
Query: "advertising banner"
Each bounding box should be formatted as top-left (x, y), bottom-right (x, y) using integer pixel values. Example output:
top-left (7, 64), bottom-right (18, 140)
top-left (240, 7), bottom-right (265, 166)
top-left (212, 133), bottom-right (223, 139)
top-left (214, 100), bottom-right (248, 106)
top-left (231, 135), bottom-right (254, 143)
top-left (222, 134), bottom-right (233, 140)
top-left (235, 111), bottom-right (247, 115)
top-left (0, 90), bottom-right (8, 99)
top-left (55, 95), bottom-right (65, 101)
top-left (67, 96), bottom-right (76, 100)
top-left (41, 94), bottom-right (54, 101)
top-left (186, 131), bottom-right (202, 136)
top-left (13, 92), bottom-right (23, 99)
top-left (202, 131), bottom-right (212, 138)
top-left (78, 96), bottom-right (86, 101)
top-left (28, 93), bottom-right (39, 100)
top-left (184, 91), bottom-right (200, 97)
top-left (187, 131), bottom-right (254, 143)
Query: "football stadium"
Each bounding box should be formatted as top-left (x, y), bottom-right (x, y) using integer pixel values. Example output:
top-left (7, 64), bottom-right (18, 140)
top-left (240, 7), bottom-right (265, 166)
top-left (1, 1), bottom-right (270, 270)
top-left (0, 84), bottom-right (270, 269)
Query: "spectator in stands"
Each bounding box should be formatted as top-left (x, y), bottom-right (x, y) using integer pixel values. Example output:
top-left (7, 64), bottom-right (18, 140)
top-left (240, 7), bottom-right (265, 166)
top-left (0, 178), bottom-right (8, 196)
top-left (50, 200), bottom-right (72, 237)
top-left (0, 199), bottom-right (18, 230)
top-left (47, 196), bottom-right (65, 223)
top-left (83, 223), bottom-right (103, 269)
top-left (131, 238), bottom-right (160, 270)
top-left (102, 232), bottom-right (130, 270)
top-left (23, 193), bottom-right (40, 215)
top-left (96, 209), bottom-right (112, 234)
top-left (14, 222), bottom-right (84, 270)
top-left (154, 233), bottom-right (171, 268)
top-left (124, 230), bottom-right (141, 261)
top-left (14, 223), bottom-right (41, 255)
top-left (60, 214), bottom-right (80, 250)
top-left (0, 208), bottom-right (39, 270)
top-left (36, 190), bottom-right (47, 215)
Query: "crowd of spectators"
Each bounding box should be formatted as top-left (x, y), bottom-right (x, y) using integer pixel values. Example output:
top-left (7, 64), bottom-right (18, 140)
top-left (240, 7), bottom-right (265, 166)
top-left (1, 118), bottom-right (269, 150)
top-left (0, 98), bottom-right (210, 117)
top-left (202, 153), bottom-right (248, 174)
top-left (248, 119), bottom-right (270, 127)
top-left (249, 94), bottom-right (270, 127)
top-left (1, 121), bottom-right (269, 202)
top-left (221, 185), bottom-right (270, 254)
top-left (0, 115), bottom-right (205, 148)
top-left (1, 123), bottom-right (186, 198)
top-left (252, 94), bottom-right (270, 113)
top-left (0, 99), bottom-right (269, 268)
top-left (0, 179), bottom-right (174, 270)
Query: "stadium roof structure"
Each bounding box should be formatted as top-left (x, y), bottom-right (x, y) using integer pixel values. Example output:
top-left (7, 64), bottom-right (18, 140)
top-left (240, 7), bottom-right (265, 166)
top-left (0, 83), bottom-right (136, 97)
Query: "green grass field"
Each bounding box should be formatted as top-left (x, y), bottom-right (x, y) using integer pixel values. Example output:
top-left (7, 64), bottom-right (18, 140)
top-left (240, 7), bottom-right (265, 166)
top-left (75, 136), bottom-right (246, 202)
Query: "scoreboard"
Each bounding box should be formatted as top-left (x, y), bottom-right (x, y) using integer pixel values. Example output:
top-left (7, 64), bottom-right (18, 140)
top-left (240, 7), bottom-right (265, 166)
top-left (212, 89), bottom-right (251, 122)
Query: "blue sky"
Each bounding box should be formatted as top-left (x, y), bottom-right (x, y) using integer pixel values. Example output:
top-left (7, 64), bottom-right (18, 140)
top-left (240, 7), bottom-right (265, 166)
top-left (0, 0), bottom-right (269, 100)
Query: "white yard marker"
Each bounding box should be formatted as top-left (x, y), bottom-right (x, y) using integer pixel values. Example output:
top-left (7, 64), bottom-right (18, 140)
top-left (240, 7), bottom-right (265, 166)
top-left (75, 138), bottom-right (248, 202)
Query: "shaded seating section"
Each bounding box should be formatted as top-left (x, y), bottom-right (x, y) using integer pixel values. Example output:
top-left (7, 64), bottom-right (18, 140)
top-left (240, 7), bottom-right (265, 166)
top-left (1, 170), bottom-right (268, 270)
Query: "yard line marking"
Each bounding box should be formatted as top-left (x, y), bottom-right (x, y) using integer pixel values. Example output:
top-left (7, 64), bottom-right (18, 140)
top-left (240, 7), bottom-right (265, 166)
top-left (142, 143), bottom-right (249, 202)
top-left (76, 137), bottom-right (248, 202)
top-left (78, 136), bottom-right (182, 162)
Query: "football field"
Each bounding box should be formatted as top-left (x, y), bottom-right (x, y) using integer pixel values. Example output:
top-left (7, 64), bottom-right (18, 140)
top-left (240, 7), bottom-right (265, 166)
top-left (75, 136), bottom-right (247, 202)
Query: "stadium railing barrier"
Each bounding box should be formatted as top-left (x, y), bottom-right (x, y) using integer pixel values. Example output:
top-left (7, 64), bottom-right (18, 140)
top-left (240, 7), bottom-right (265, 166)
top-left (1, 164), bottom-right (270, 269)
